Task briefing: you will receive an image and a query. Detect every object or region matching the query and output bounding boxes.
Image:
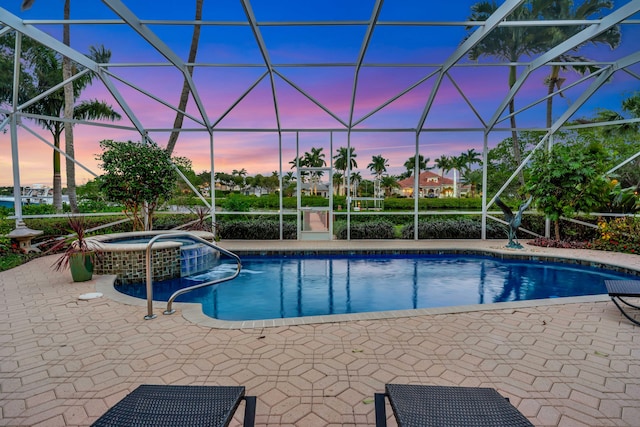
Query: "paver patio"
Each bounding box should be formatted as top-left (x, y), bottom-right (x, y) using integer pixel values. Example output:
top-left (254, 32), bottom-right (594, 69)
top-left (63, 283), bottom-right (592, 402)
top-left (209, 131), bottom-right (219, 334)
top-left (1, 240), bottom-right (640, 426)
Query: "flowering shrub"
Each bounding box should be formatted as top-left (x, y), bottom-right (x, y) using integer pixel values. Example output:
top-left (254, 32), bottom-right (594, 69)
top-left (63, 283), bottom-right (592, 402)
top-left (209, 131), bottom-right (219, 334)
top-left (589, 217), bottom-right (640, 254)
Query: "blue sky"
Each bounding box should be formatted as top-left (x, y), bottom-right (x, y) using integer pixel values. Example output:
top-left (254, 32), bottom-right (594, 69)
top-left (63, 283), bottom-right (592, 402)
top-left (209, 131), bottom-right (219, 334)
top-left (1, 0), bottom-right (639, 185)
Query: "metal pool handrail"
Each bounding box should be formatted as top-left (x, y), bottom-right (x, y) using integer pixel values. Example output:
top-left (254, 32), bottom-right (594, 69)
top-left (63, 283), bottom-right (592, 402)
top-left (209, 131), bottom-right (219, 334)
top-left (143, 232), bottom-right (242, 320)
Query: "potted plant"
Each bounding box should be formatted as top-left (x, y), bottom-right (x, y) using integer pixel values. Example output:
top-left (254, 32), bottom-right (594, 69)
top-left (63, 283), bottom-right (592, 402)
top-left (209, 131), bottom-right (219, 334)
top-left (50, 216), bottom-right (100, 282)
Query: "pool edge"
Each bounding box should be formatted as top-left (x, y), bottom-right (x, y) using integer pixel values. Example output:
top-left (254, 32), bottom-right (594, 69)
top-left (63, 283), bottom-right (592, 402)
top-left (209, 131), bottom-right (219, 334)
top-left (95, 245), bottom-right (638, 329)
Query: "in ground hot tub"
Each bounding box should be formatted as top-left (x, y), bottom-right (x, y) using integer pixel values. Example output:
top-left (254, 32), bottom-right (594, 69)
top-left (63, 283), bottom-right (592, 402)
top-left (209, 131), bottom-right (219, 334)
top-left (90, 231), bottom-right (218, 284)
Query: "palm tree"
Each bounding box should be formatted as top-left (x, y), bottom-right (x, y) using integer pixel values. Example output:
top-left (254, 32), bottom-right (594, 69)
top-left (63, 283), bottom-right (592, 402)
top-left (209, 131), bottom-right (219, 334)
top-left (284, 171), bottom-right (295, 184)
top-left (289, 155), bottom-right (311, 185)
top-left (304, 147), bottom-right (326, 168)
top-left (451, 155), bottom-right (468, 198)
top-left (542, 0), bottom-right (620, 129)
top-left (367, 154), bottom-right (389, 179)
top-left (381, 175), bottom-right (400, 197)
top-left (61, 0), bottom-right (77, 211)
top-left (351, 171), bottom-right (362, 197)
top-left (21, 44), bottom-right (120, 211)
top-left (459, 148), bottom-right (481, 171)
top-left (368, 154), bottom-right (389, 201)
top-left (332, 172), bottom-right (343, 195)
top-left (22, 0), bottom-right (82, 211)
top-left (434, 155), bottom-right (453, 180)
top-left (303, 147), bottom-right (326, 195)
top-left (232, 168), bottom-right (248, 189)
top-left (403, 154), bottom-right (431, 177)
top-left (622, 93), bottom-right (640, 118)
top-left (465, 1), bottom-right (551, 188)
top-left (283, 171), bottom-right (296, 197)
top-left (333, 146), bottom-right (357, 195)
top-left (580, 93), bottom-right (640, 136)
top-left (462, 169), bottom-right (483, 197)
top-left (165, 0), bottom-right (204, 155)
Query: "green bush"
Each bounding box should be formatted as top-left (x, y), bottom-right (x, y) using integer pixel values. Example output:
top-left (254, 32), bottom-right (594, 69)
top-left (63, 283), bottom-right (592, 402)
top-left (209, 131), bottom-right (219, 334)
top-left (334, 220), bottom-right (397, 239)
top-left (384, 197), bottom-right (483, 211)
top-left (222, 194), bottom-right (251, 212)
top-left (401, 218), bottom-right (505, 239)
top-left (22, 203), bottom-right (61, 215)
top-left (13, 215), bottom-right (131, 245)
top-left (219, 219), bottom-right (296, 239)
top-left (166, 195), bottom-right (207, 207)
top-left (335, 213), bottom-right (416, 225)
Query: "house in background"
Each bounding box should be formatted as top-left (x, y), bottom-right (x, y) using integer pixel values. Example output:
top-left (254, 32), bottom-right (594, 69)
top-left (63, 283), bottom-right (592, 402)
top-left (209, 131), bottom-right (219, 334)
top-left (397, 171), bottom-right (469, 198)
top-left (299, 182), bottom-right (330, 198)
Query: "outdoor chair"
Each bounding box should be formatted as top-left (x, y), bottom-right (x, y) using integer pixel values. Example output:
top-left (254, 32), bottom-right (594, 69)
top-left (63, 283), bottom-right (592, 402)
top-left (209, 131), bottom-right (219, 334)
top-left (374, 384), bottom-right (534, 427)
top-left (605, 280), bottom-right (640, 326)
top-left (91, 384), bottom-right (256, 427)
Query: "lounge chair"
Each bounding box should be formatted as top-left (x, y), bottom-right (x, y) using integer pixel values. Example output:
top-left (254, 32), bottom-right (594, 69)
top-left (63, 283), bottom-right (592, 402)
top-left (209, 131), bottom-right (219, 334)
top-left (91, 384), bottom-right (256, 427)
top-left (605, 280), bottom-right (640, 326)
top-left (374, 384), bottom-right (533, 427)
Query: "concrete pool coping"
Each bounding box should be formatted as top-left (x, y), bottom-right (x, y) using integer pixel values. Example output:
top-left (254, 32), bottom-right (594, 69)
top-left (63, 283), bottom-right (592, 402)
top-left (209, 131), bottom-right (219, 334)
top-left (90, 230), bottom-right (216, 250)
top-left (96, 239), bottom-right (640, 329)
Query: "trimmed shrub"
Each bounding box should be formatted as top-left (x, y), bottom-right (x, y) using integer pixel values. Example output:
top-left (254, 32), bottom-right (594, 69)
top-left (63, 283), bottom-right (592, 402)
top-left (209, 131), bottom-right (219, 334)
top-left (334, 220), bottom-right (396, 239)
top-left (384, 197), bottom-right (483, 211)
top-left (401, 218), bottom-right (505, 239)
top-left (335, 213), bottom-right (417, 226)
top-left (219, 219), bottom-right (296, 240)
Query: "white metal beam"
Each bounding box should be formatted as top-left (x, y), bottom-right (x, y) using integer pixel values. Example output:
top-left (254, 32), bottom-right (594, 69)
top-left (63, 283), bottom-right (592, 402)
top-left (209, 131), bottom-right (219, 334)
top-left (549, 50), bottom-right (640, 135)
top-left (212, 71), bottom-right (269, 128)
top-left (0, 8), bottom-right (101, 70)
top-left (487, 1), bottom-right (640, 130)
top-left (239, 0), bottom-right (282, 134)
top-left (347, 0), bottom-right (384, 128)
top-left (101, 0), bottom-right (212, 131)
top-left (416, 0), bottom-right (526, 132)
top-left (0, 8), bottom-right (148, 136)
top-left (274, 70), bottom-right (348, 128)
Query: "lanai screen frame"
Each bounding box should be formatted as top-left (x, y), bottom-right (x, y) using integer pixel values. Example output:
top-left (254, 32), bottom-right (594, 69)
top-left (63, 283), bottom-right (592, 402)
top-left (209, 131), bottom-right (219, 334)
top-left (1, 0), bottom-right (639, 240)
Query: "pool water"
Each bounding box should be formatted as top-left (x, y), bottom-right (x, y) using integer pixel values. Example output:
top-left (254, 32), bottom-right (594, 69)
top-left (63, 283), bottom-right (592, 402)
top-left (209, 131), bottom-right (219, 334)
top-left (115, 254), bottom-right (638, 321)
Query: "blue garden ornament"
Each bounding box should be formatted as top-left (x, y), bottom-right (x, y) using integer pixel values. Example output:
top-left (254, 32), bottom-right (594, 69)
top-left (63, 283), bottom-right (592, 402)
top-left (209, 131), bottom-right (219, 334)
top-left (495, 196), bottom-right (533, 249)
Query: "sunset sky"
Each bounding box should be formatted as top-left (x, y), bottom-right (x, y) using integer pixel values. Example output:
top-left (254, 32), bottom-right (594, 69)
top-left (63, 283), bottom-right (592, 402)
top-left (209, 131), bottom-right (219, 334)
top-left (1, 0), bottom-right (639, 187)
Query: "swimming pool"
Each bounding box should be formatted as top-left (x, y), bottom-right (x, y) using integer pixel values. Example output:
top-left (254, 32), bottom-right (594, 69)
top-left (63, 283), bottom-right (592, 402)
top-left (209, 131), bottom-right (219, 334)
top-left (115, 253), bottom-right (639, 321)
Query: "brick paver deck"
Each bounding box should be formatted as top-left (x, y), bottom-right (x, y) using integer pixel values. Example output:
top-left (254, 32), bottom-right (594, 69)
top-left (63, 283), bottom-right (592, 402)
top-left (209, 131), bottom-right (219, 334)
top-left (1, 240), bottom-right (639, 426)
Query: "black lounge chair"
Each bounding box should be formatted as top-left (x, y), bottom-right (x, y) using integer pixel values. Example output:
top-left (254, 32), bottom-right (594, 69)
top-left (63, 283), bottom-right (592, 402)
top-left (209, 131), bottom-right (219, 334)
top-left (605, 280), bottom-right (640, 326)
top-left (91, 384), bottom-right (256, 427)
top-left (375, 384), bottom-right (534, 427)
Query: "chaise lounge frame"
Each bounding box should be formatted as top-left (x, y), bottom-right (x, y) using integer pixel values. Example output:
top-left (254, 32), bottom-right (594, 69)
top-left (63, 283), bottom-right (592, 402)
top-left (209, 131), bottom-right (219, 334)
top-left (91, 384), bottom-right (256, 427)
top-left (375, 384), bottom-right (533, 427)
top-left (605, 280), bottom-right (640, 326)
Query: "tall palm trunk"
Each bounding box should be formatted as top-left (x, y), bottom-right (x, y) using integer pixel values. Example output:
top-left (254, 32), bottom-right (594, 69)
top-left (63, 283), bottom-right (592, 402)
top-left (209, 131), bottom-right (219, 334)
top-left (546, 65), bottom-right (561, 129)
top-left (508, 65), bottom-right (525, 189)
top-left (166, 0), bottom-right (203, 155)
top-left (63, 0), bottom-right (77, 212)
top-left (53, 133), bottom-right (62, 210)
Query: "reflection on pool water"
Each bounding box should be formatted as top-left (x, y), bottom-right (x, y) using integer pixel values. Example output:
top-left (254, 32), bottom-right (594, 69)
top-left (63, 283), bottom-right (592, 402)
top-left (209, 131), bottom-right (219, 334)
top-left (115, 254), bottom-right (639, 321)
